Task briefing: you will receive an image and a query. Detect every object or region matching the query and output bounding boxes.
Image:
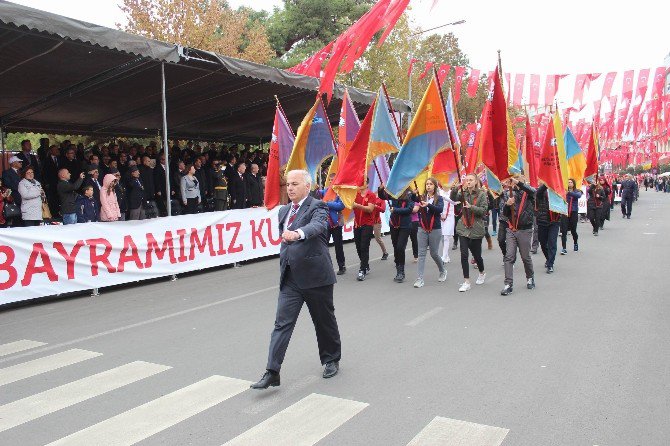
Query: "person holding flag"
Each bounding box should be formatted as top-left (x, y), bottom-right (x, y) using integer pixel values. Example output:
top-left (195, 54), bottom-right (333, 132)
top-left (559, 179), bottom-right (583, 254)
top-left (586, 179), bottom-right (608, 236)
top-left (317, 172), bottom-right (346, 275)
top-left (378, 185), bottom-right (414, 283)
top-left (450, 173), bottom-right (489, 292)
top-left (411, 177), bottom-right (447, 288)
top-left (535, 184), bottom-right (562, 273)
top-left (352, 184), bottom-right (385, 281)
top-left (439, 183), bottom-right (458, 264)
top-left (500, 175), bottom-right (537, 295)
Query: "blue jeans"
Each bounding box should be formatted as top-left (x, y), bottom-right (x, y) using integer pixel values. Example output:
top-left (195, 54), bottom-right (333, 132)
top-left (62, 213), bottom-right (77, 225)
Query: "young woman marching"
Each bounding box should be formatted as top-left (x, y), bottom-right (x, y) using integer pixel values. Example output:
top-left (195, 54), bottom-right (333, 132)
top-left (439, 184), bottom-right (458, 264)
top-left (450, 174), bottom-right (489, 292)
top-left (411, 178), bottom-right (446, 288)
top-left (597, 177), bottom-right (611, 229)
top-left (560, 179), bottom-right (583, 254)
top-left (379, 186), bottom-right (414, 283)
top-left (587, 180), bottom-right (608, 236)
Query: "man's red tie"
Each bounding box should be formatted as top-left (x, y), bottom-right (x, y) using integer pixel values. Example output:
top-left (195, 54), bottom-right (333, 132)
top-left (287, 203), bottom-right (300, 228)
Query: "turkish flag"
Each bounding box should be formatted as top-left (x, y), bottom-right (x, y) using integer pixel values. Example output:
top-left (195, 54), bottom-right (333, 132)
top-left (418, 61), bottom-right (434, 80)
top-left (635, 68), bottom-right (650, 102)
top-left (408, 58), bottom-right (417, 77)
top-left (601, 72), bottom-right (617, 99)
top-left (512, 73), bottom-right (525, 106)
top-left (453, 66), bottom-right (466, 103)
top-left (466, 69), bottom-right (481, 98)
top-left (622, 70), bottom-right (635, 95)
top-left (436, 63), bottom-right (451, 85)
top-left (529, 74), bottom-right (540, 107)
top-left (573, 74), bottom-right (589, 107)
top-left (593, 99), bottom-right (602, 123)
top-left (652, 66), bottom-right (667, 98)
top-left (545, 74), bottom-right (564, 106)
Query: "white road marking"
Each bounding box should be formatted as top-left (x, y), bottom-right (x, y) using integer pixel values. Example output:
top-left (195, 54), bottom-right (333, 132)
top-left (0, 349), bottom-right (102, 386)
top-left (406, 416), bottom-right (509, 446)
top-left (0, 340), bottom-right (46, 357)
top-left (223, 393), bottom-right (368, 446)
top-left (0, 361), bottom-right (170, 432)
top-left (406, 307), bottom-right (445, 327)
top-left (47, 375), bottom-right (250, 446)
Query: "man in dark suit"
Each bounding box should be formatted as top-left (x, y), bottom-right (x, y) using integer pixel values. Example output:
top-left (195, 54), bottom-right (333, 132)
top-left (229, 162), bottom-right (249, 209)
top-left (16, 140), bottom-right (41, 180)
top-left (620, 174), bottom-right (637, 219)
top-left (251, 169), bottom-right (341, 389)
top-left (245, 163), bottom-right (264, 207)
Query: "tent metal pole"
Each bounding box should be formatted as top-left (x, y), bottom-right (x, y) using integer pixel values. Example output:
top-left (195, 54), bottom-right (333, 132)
top-left (161, 62), bottom-right (172, 217)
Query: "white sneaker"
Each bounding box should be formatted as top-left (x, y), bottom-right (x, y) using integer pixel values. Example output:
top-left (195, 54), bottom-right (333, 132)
top-left (442, 257), bottom-right (451, 264)
top-left (475, 272), bottom-right (486, 285)
top-left (438, 270), bottom-right (447, 282)
top-left (458, 282), bottom-right (471, 292)
top-left (413, 278), bottom-right (424, 288)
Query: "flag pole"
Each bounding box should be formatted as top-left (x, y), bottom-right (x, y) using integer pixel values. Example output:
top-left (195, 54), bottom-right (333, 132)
top-left (382, 82), bottom-right (404, 144)
top-left (317, 93), bottom-right (338, 189)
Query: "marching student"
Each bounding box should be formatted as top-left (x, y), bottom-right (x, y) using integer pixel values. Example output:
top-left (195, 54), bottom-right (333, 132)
top-left (597, 177), bottom-right (612, 229)
top-left (560, 179), bottom-right (583, 254)
top-left (535, 183), bottom-right (561, 273)
top-left (352, 184), bottom-right (382, 281)
top-left (587, 180), bottom-right (607, 236)
top-left (500, 176), bottom-right (536, 295)
top-left (379, 185), bottom-right (414, 283)
top-left (439, 184), bottom-right (458, 264)
top-left (450, 173), bottom-right (488, 292)
top-left (411, 178), bottom-right (446, 288)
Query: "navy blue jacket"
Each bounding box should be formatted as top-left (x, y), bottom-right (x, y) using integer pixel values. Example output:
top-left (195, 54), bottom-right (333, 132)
top-left (318, 188), bottom-right (344, 227)
top-left (621, 179), bottom-right (637, 198)
top-left (411, 193), bottom-right (443, 231)
top-left (76, 195), bottom-right (98, 223)
top-left (566, 189), bottom-right (583, 214)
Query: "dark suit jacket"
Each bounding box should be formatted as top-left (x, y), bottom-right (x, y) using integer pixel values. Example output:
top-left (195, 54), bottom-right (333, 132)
top-left (1, 168), bottom-right (22, 207)
top-left (278, 196), bottom-right (336, 290)
top-left (246, 173), bottom-right (264, 206)
top-left (229, 172), bottom-right (248, 209)
top-left (16, 152), bottom-right (41, 179)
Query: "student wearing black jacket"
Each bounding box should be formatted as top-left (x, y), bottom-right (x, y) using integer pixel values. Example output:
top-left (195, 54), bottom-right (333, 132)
top-left (411, 178), bottom-right (446, 288)
top-left (500, 176), bottom-right (536, 295)
top-left (379, 186), bottom-right (414, 283)
top-left (536, 184), bottom-right (561, 273)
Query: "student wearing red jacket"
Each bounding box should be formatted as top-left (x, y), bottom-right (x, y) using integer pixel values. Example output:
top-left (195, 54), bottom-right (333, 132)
top-left (352, 186), bottom-right (384, 281)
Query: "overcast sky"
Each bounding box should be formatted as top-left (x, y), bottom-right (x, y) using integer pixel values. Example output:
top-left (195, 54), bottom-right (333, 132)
top-left (11, 0), bottom-right (669, 115)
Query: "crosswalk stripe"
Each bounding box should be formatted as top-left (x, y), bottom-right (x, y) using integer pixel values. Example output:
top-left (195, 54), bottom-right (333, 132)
top-left (0, 361), bottom-right (170, 432)
top-left (223, 393), bottom-right (368, 446)
top-left (0, 349), bottom-right (102, 387)
top-left (406, 416), bottom-right (509, 446)
top-left (0, 340), bottom-right (46, 357)
top-left (46, 375), bottom-right (251, 446)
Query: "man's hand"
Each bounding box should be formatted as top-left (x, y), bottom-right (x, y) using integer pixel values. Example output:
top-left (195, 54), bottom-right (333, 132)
top-left (282, 230), bottom-right (300, 242)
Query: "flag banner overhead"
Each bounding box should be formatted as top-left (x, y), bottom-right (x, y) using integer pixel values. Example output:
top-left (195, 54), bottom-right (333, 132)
top-left (285, 96), bottom-right (336, 187)
top-left (386, 77), bottom-right (451, 197)
top-left (479, 67), bottom-right (517, 193)
top-left (264, 102), bottom-right (295, 210)
top-left (564, 126), bottom-right (587, 187)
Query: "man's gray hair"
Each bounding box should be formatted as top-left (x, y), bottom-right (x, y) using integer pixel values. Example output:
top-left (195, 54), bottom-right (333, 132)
top-left (287, 169), bottom-right (312, 187)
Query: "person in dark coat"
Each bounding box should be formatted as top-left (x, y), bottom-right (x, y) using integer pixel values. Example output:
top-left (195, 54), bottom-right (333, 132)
top-left (586, 180), bottom-right (608, 236)
top-left (76, 185), bottom-right (98, 223)
top-left (126, 166), bottom-right (145, 220)
top-left (139, 156), bottom-right (157, 218)
top-left (246, 163), bottom-right (264, 207)
top-left (61, 148), bottom-right (82, 181)
top-left (2, 156), bottom-right (23, 208)
top-left (42, 145), bottom-right (61, 217)
top-left (16, 140), bottom-right (41, 180)
top-left (211, 160), bottom-right (229, 211)
top-left (154, 153), bottom-right (169, 216)
top-left (620, 174), bottom-right (637, 219)
top-left (229, 162), bottom-right (249, 209)
top-left (193, 158), bottom-right (210, 211)
top-left (597, 177), bottom-right (611, 228)
top-left (82, 164), bottom-right (102, 214)
top-left (57, 168), bottom-right (85, 225)
top-left (535, 184), bottom-right (561, 273)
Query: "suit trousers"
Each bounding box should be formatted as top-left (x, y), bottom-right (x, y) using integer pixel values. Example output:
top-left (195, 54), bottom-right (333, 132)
top-left (266, 268), bottom-right (341, 373)
top-left (128, 207), bottom-right (146, 221)
top-left (538, 223), bottom-right (559, 268)
top-left (329, 225), bottom-right (345, 268)
top-left (621, 195), bottom-right (633, 217)
top-left (504, 228), bottom-right (534, 285)
top-left (390, 226), bottom-right (410, 266)
top-left (354, 225), bottom-right (373, 271)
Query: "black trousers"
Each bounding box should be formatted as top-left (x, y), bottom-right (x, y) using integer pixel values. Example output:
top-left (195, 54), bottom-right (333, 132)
top-left (329, 225), bottom-right (345, 268)
top-left (459, 236), bottom-right (484, 279)
top-left (560, 213), bottom-right (579, 248)
top-left (410, 220), bottom-right (419, 258)
top-left (390, 226), bottom-right (410, 266)
top-left (266, 268), bottom-right (341, 373)
top-left (497, 220), bottom-right (508, 256)
top-left (353, 225), bottom-right (373, 271)
top-left (184, 197), bottom-right (199, 214)
top-left (621, 195), bottom-right (633, 217)
top-left (538, 223), bottom-right (560, 267)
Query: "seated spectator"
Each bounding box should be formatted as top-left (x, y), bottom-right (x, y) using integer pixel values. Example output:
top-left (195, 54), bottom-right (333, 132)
top-left (57, 168), bottom-right (85, 225)
top-left (18, 166), bottom-right (44, 227)
top-left (100, 173), bottom-right (121, 222)
top-left (76, 185), bottom-right (98, 223)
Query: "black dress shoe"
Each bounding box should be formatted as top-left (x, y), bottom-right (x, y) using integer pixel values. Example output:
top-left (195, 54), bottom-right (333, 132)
top-left (336, 267), bottom-right (346, 275)
top-left (250, 371), bottom-right (280, 389)
top-left (323, 361), bottom-right (339, 378)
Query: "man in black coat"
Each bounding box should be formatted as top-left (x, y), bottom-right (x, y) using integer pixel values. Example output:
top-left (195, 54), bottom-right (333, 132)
top-left (57, 168), bottom-right (85, 225)
top-left (61, 147), bottom-right (81, 181)
top-left (153, 153), bottom-right (169, 216)
top-left (2, 156), bottom-right (23, 208)
top-left (193, 158), bottom-right (210, 211)
top-left (42, 145), bottom-right (62, 217)
top-left (229, 162), bottom-right (249, 209)
top-left (250, 169), bottom-right (340, 389)
top-left (126, 166), bottom-right (145, 220)
top-left (246, 163), bottom-right (264, 207)
top-left (16, 140), bottom-right (41, 180)
top-left (139, 156), bottom-right (157, 218)
top-left (620, 174), bottom-right (637, 219)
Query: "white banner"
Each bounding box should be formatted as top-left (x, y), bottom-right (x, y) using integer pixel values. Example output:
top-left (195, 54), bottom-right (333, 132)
top-left (0, 207), bottom-right (385, 305)
top-left (578, 186), bottom-right (588, 214)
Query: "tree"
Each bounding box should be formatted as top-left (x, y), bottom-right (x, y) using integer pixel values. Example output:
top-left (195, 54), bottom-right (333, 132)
top-left (265, 0), bottom-right (374, 66)
top-left (118, 0), bottom-right (274, 63)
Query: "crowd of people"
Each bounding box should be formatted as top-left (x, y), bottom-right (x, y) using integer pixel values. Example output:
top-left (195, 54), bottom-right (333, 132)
top-left (0, 138), bottom-right (269, 228)
top-left (320, 171), bottom-right (644, 296)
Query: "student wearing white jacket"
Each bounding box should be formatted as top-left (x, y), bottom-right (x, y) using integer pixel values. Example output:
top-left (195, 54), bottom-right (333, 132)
top-left (439, 187), bottom-right (458, 264)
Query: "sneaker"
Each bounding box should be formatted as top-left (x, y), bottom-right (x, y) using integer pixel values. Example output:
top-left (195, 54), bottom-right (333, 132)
top-left (574, 243), bottom-right (578, 252)
top-left (413, 278), bottom-right (424, 288)
top-left (622, 214), bottom-right (626, 218)
top-left (560, 248), bottom-right (567, 255)
top-left (458, 282), bottom-right (471, 292)
top-left (500, 284), bottom-right (513, 296)
top-left (442, 257), bottom-right (451, 264)
top-left (336, 266), bottom-right (346, 275)
top-left (413, 257), bottom-right (418, 263)
top-left (357, 270), bottom-right (366, 281)
top-left (547, 266), bottom-right (554, 274)
top-left (530, 249), bottom-right (538, 254)
top-left (451, 244), bottom-right (458, 251)
top-left (527, 277), bottom-right (535, 289)
top-left (492, 230), bottom-right (497, 237)
top-left (438, 270), bottom-right (448, 282)
top-left (627, 215), bottom-right (631, 219)
top-left (475, 272), bottom-right (486, 285)
top-left (365, 266), bottom-right (371, 275)
top-left (593, 232), bottom-right (598, 236)
top-left (381, 252), bottom-right (389, 260)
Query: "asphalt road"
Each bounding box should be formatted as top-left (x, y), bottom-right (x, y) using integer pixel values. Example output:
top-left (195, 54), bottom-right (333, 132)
top-left (1, 190), bottom-right (668, 446)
